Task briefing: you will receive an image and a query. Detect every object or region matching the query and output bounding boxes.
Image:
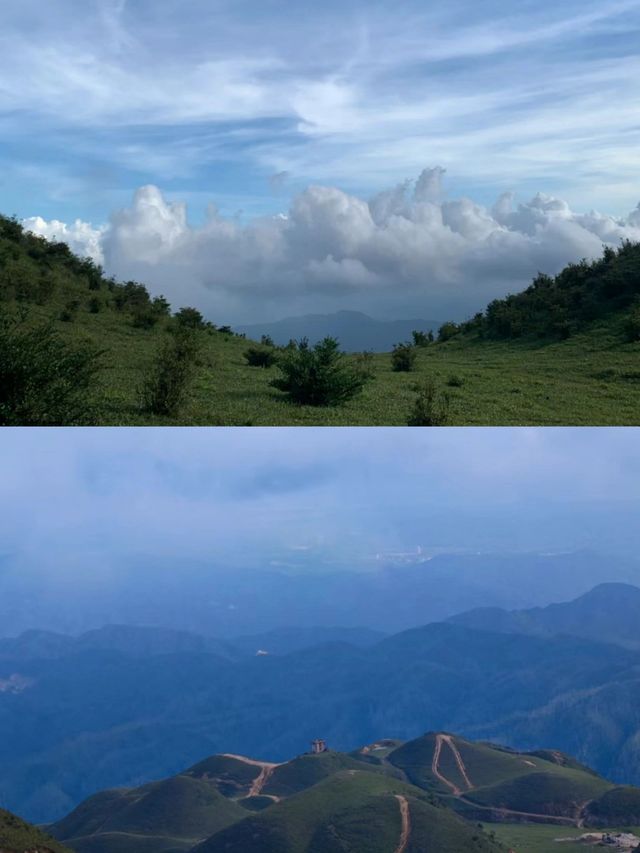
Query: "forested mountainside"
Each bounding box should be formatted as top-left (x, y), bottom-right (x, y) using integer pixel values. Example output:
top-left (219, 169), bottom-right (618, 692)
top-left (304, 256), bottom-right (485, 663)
top-left (3, 583), bottom-right (640, 824)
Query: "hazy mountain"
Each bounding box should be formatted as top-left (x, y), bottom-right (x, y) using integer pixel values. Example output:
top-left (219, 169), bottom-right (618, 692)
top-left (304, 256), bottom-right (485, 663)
top-left (449, 582), bottom-right (640, 649)
top-left (2, 550), bottom-right (638, 638)
top-left (4, 603), bottom-right (640, 824)
top-left (49, 732), bottom-right (640, 853)
top-left (235, 310), bottom-right (442, 352)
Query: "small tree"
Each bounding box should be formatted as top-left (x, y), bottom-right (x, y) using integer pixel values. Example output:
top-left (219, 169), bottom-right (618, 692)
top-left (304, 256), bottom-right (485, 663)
top-left (438, 322), bottom-right (460, 342)
top-left (142, 327), bottom-right (199, 415)
top-left (271, 337), bottom-right (367, 405)
top-left (407, 378), bottom-right (450, 426)
top-left (175, 306), bottom-right (205, 329)
top-left (412, 330), bottom-right (431, 347)
top-left (244, 346), bottom-right (277, 368)
top-left (391, 342), bottom-right (416, 372)
top-left (0, 315), bottom-right (102, 425)
top-left (261, 334), bottom-right (275, 347)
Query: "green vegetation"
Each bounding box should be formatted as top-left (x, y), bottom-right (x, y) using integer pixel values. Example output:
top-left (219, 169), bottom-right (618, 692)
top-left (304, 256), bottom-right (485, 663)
top-left (407, 377), bottom-right (450, 425)
top-left (0, 313), bottom-right (102, 425)
top-left (391, 341), bottom-right (417, 371)
top-left (194, 771), bottom-right (504, 853)
top-left (262, 752), bottom-right (391, 798)
top-left (450, 241), bottom-right (640, 341)
top-left (492, 823), bottom-right (640, 853)
top-left (2, 213), bottom-right (640, 424)
top-left (0, 807), bottom-right (72, 852)
top-left (47, 732), bottom-right (640, 853)
top-left (270, 336), bottom-right (368, 405)
top-left (141, 326), bottom-right (199, 415)
top-left (388, 734), bottom-right (610, 818)
top-left (585, 786), bottom-right (640, 826)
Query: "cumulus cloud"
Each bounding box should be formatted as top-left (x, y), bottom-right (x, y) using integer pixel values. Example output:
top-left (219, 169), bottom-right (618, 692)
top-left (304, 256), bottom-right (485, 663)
top-left (23, 216), bottom-right (106, 265)
top-left (23, 169), bottom-right (640, 323)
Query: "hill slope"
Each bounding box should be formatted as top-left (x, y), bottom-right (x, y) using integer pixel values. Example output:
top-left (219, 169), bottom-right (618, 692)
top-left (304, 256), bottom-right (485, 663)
top-left (4, 609), bottom-right (640, 824)
top-left (449, 582), bottom-right (640, 649)
top-left (49, 733), bottom-right (640, 853)
top-left (387, 733), bottom-right (609, 823)
top-left (2, 215), bottom-right (640, 424)
top-left (0, 808), bottom-right (72, 853)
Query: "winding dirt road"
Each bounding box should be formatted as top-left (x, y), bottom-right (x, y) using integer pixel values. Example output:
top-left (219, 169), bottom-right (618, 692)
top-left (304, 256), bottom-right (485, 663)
top-left (393, 794), bottom-right (411, 853)
top-left (429, 737), bottom-right (582, 827)
top-left (221, 753), bottom-right (281, 798)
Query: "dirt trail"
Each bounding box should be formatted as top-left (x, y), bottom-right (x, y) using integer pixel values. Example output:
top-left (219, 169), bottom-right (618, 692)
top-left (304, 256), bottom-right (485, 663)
top-left (393, 794), bottom-right (411, 853)
top-left (441, 735), bottom-right (473, 791)
top-left (431, 734), bottom-right (463, 795)
top-left (221, 753), bottom-right (281, 797)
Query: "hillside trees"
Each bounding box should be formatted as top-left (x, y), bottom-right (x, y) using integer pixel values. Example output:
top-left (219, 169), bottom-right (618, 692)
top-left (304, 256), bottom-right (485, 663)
top-left (0, 314), bottom-right (102, 425)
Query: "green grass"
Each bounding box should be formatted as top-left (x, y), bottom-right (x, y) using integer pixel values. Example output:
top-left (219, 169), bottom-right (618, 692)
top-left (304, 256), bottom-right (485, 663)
top-left (3, 215), bottom-right (640, 425)
top-left (491, 822), bottom-right (640, 853)
top-left (194, 771), bottom-right (505, 853)
top-left (387, 734), bottom-right (612, 818)
top-left (0, 807), bottom-right (73, 852)
top-left (45, 307), bottom-right (640, 425)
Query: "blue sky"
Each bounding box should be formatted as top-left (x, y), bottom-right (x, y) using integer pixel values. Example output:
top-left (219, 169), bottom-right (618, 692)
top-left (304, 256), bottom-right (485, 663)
top-left (3, 0), bottom-right (640, 321)
top-left (1, 428), bottom-right (639, 574)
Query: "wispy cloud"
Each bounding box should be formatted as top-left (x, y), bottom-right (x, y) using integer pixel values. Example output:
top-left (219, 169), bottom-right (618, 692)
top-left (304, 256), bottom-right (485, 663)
top-left (1, 0), bottom-right (640, 224)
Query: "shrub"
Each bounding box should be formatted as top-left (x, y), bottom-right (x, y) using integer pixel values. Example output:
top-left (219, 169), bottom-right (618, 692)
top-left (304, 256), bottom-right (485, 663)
top-left (626, 301), bottom-right (640, 342)
top-left (142, 327), bottom-right (199, 415)
top-left (175, 306), bottom-right (205, 329)
top-left (446, 374), bottom-right (464, 387)
top-left (438, 322), bottom-right (460, 342)
top-left (271, 336), bottom-right (367, 406)
top-left (59, 298), bottom-right (80, 322)
top-left (244, 346), bottom-right (277, 368)
top-left (407, 378), bottom-right (450, 426)
top-left (411, 330), bottom-right (432, 347)
top-left (391, 342), bottom-right (416, 372)
top-left (261, 334), bottom-right (275, 347)
top-left (132, 305), bottom-right (159, 329)
top-left (354, 350), bottom-right (375, 379)
top-left (0, 315), bottom-right (102, 425)
top-left (87, 296), bottom-right (101, 314)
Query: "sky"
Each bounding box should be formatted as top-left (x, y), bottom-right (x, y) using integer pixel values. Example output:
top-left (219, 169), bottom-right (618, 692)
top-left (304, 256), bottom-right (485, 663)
top-left (3, 0), bottom-right (640, 321)
top-left (1, 427), bottom-right (639, 576)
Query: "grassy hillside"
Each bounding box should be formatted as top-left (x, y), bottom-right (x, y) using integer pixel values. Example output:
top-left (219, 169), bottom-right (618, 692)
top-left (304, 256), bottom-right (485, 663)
top-left (50, 774), bottom-right (250, 853)
top-left (2, 214), bottom-right (640, 424)
top-left (49, 734), bottom-right (640, 853)
top-left (192, 771), bottom-right (505, 853)
top-left (0, 808), bottom-right (72, 853)
top-left (387, 734), bottom-right (611, 820)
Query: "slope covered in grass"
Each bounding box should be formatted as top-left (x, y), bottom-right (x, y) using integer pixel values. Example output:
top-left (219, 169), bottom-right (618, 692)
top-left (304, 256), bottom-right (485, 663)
top-left (387, 733), bottom-right (611, 818)
top-left (193, 770), bottom-right (505, 853)
top-left (2, 214), bottom-right (640, 424)
top-left (0, 808), bottom-right (72, 853)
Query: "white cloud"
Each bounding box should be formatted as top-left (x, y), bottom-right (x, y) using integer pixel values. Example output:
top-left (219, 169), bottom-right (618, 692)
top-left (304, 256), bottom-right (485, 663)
top-left (22, 216), bottom-right (106, 265)
top-left (23, 170), bottom-right (640, 323)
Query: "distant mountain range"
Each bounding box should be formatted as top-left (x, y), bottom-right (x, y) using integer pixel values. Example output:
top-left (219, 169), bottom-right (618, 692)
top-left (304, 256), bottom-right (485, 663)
top-left (3, 582), bottom-right (640, 825)
top-left (3, 549), bottom-right (638, 638)
top-left (46, 732), bottom-right (640, 853)
top-left (235, 310), bottom-right (443, 352)
top-left (449, 582), bottom-right (640, 649)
